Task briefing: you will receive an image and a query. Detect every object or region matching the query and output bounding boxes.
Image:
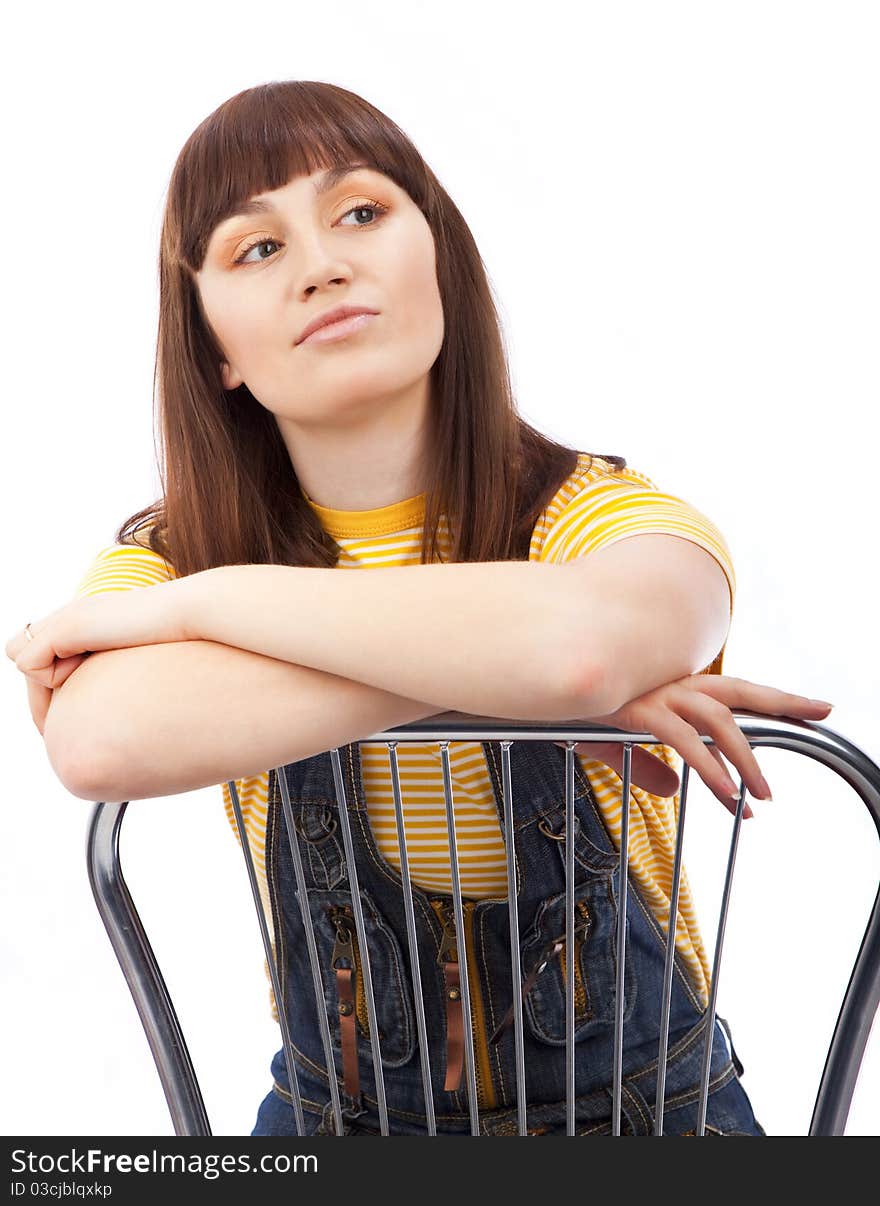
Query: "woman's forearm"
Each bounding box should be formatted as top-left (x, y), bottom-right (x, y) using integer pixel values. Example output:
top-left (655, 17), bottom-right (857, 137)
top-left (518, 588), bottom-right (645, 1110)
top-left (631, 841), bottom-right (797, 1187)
top-left (189, 561), bottom-right (597, 722)
top-left (46, 640), bottom-right (448, 803)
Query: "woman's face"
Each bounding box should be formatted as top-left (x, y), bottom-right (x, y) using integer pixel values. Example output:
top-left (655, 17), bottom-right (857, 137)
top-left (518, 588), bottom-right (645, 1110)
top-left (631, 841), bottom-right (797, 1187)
top-left (194, 164), bottom-right (445, 432)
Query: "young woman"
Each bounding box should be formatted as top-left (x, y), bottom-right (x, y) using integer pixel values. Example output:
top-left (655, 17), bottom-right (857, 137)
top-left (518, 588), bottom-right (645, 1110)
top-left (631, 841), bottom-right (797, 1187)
top-left (6, 80), bottom-right (832, 1136)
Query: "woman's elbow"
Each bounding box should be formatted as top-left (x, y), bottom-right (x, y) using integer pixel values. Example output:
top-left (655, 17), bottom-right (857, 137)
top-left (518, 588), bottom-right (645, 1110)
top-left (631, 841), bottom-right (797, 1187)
top-left (43, 705), bottom-right (124, 803)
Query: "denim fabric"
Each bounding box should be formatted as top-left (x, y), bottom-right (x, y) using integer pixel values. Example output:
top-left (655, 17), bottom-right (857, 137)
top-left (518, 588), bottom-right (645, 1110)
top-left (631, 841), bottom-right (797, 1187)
top-left (251, 738), bottom-right (766, 1137)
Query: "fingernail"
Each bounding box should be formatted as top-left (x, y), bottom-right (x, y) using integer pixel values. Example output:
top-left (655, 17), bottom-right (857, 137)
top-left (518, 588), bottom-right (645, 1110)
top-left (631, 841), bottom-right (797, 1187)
top-left (757, 776), bottom-right (773, 801)
top-left (723, 776), bottom-right (739, 798)
top-left (811, 700), bottom-right (834, 709)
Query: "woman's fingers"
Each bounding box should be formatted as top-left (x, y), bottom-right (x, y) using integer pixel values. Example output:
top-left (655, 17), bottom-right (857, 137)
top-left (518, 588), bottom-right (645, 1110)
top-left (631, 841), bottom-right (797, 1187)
top-left (704, 744), bottom-right (754, 819)
top-left (17, 653), bottom-right (88, 692)
top-left (636, 707), bottom-right (750, 816)
top-left (48, 654), bottom-right (90, 689)
top-left (690, 675), bottom-right (833, 718)
top-left (665, 689), bottom-right (766, 810)
top-left (670, 690), bottom-right (771, 804)
top-left (550, 674), bottom-right (835, 820)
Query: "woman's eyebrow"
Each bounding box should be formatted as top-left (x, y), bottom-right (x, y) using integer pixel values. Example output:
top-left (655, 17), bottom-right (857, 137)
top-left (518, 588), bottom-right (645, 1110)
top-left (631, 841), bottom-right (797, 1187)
top-left (220, 162), bottom-right (373, 226)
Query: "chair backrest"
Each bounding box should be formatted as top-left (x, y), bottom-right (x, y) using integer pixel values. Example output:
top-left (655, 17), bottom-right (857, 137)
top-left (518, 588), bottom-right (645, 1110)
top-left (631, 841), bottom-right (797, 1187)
top-left (86, 711), bottom-right (880, 1136)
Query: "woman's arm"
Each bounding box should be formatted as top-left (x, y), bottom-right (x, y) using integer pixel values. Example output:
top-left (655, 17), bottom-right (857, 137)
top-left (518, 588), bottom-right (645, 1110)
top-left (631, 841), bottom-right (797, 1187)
top-left (43, 639), bottom-right (460, 803)
top-left (189, 560), bottom-right (598, 722)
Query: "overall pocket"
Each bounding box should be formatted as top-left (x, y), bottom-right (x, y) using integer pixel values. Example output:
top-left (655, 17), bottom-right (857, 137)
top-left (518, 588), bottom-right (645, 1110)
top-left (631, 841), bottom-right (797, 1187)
top-left (519, 806), bottom-right (637, 1045)
top-left (520, 873), bottom-right (637, 1044)
top-left (290, 884), bottom-right (417, 1069)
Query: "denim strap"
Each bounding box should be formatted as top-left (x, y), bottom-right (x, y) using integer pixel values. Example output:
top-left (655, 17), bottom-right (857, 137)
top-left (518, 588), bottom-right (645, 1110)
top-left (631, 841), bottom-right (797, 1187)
top-left (716, 1013), bottom-right (745, 1077)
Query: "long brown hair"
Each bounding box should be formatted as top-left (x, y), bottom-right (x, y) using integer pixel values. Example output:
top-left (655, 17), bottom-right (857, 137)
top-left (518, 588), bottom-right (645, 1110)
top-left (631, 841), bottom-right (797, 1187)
top-left (117, 79), bottom-right (626, 575)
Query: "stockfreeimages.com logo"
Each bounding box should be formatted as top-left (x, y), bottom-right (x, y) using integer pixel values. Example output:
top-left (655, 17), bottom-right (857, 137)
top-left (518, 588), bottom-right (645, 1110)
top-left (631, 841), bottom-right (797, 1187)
top-left (10, 1149), bottom-right (318, 1182)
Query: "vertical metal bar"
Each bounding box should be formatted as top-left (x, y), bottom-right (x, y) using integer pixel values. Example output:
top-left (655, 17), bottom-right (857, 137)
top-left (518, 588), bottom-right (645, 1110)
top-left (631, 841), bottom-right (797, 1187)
top-left (85, 802), bottom-right (211, 1137)
top-left (499, 740), bottom-right (528, 1134)
top-left (565, 741), bottom-right (576, 1136)
top-left (696, 776), bottom-right (748, 1135)
top-left (439, 741), bottom-right (480, 1134)
top-left (810, 881), bottom-right (880, 1134)
top-left (226, 778), bottom-right (305, 1137)
top-left (329, 748), bottom-right (390, 1135)
top-left (654, 760), bottom-right (691, 1135)
top-left (386, 740), bottom-right (437, 1135)
top-left (274, 770), bottom-right (345, 1138)
top-left (612, 743), bottom-right (633, 1136)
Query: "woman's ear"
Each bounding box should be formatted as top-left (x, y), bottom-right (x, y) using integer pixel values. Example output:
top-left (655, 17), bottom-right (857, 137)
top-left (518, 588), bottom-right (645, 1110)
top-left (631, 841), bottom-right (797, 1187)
top-left (221, 361), bottom-right (243, 390)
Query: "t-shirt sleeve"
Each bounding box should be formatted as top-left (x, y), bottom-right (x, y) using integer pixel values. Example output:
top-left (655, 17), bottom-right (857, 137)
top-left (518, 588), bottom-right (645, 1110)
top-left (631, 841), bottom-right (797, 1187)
top-left (72, 541), bottom-right (176, 599)
top-left (536, 469), bottom-right (736, 676)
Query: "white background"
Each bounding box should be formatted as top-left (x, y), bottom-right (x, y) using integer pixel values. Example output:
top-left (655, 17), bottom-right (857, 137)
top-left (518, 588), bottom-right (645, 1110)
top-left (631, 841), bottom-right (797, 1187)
top-left (1, 0), bottom-right (878, 1138)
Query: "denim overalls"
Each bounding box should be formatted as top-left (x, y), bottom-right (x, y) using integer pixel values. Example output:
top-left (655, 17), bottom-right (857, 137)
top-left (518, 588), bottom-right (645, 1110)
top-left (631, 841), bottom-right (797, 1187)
top-left (251, 737), bottom-right (766, 1136)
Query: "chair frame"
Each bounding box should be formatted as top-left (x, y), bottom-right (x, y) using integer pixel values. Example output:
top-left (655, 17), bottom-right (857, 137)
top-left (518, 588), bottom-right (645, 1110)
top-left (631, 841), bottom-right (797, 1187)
top-left (86, 711), bottom-right (880, 1136)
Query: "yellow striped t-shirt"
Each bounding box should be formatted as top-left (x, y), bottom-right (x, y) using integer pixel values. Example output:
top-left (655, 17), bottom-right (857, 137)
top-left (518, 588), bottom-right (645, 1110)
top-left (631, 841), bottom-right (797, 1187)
top-left (72, 454), bottom-right (736, 1018)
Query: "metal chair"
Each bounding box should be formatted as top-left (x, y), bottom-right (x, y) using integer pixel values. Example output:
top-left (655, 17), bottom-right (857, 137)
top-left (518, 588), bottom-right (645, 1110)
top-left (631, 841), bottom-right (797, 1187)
top-left (86, 710), bottom-right (880, 1136)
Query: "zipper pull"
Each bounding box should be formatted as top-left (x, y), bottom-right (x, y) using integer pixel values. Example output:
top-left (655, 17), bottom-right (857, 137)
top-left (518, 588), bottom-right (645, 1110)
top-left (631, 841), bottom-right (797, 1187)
top-left (489, 907), bottom-right (591, 1046)
top-left (329, 909), bottom-right (360, 1099)
top-left (437, 908), bottom-right (460, 965)
top-left (489, 936), bottom-right (564, 1045)
top-left (331, 914), bottom-right (355, 970)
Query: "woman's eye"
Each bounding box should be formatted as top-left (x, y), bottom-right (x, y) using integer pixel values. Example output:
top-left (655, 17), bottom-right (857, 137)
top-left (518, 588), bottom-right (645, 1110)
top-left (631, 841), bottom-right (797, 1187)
top-left (234, 200), bottom-right (388, 265)
top-left (337, 200), bottom-right (388, 228)
top-left (235, 237), bottom-right (282, 265)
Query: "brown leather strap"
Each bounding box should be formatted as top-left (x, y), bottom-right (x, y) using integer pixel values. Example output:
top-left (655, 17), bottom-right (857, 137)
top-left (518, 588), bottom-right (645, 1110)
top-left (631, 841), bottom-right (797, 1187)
top-left (336, 967), bottom-right (359, 1098)
top-left (442, 962), bottom-right (464, 1091)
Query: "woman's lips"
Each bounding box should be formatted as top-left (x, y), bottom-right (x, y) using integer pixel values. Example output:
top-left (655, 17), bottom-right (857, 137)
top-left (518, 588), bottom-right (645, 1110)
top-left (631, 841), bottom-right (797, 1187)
top-left (299, 312), bottom-right (378, 346)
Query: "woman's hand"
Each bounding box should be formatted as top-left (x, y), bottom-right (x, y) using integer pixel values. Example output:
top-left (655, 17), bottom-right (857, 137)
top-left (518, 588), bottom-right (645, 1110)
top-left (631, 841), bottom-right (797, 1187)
top-left (555, 673), bottom-right (833, 819)
top-left (23, 676), bottom-right (57, 737)
top-left (5, 576), bottom-right (199, 693)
